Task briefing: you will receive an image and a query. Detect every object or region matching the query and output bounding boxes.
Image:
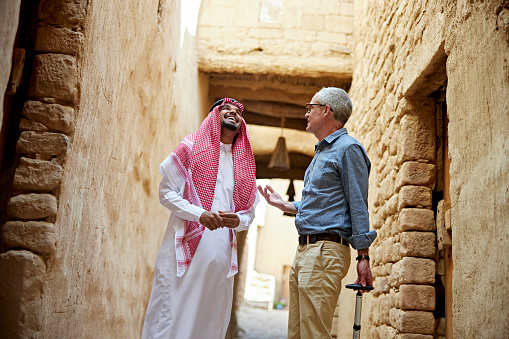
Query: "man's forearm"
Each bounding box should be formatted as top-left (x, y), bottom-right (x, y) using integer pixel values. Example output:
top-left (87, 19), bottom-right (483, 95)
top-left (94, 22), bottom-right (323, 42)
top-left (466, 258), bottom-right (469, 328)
top-left (280, 201), bottom-right (298, 214)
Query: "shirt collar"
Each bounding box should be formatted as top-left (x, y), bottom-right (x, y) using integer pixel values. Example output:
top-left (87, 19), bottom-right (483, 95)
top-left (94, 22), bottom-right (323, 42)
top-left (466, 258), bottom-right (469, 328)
top-left (315, 128), bottom-right (348, 151)
top-left (220, 142), bottom-right (232, 152)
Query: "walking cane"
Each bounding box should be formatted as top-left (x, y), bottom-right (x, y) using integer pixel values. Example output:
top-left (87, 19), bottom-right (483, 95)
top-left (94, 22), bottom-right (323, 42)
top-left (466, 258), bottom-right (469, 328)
top-left (345, 284), bottom-right (374, 339)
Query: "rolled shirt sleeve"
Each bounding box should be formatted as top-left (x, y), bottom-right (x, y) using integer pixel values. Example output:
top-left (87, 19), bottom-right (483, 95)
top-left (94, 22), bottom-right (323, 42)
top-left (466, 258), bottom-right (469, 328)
top-left (341, 144), bottom-right (376, 249)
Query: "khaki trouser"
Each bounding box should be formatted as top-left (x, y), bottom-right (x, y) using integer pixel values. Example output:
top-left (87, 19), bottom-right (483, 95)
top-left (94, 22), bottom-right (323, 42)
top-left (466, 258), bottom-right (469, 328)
top-left (288, 240), bottom-right (351, 339)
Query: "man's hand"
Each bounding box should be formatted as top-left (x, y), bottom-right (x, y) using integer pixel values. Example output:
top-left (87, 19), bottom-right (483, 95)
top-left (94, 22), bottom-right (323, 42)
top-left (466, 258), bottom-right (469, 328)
top-left (354, 248), bottom-right (373, 293)
top-left (199, 211), bottom-right (224, 230)
top-left (354, 259), bottom-right (373, 294)
top-left (219, 211), bottom-right (240, 229)
top-left (257, 185), bottom-right (297, 214)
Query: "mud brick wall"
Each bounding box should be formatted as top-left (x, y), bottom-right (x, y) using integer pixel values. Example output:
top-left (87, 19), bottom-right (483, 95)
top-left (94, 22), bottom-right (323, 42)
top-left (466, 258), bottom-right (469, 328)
top-left (348, 0), bottom-right (509, 338)
top-left (198, 0), bottom-right (355, 78)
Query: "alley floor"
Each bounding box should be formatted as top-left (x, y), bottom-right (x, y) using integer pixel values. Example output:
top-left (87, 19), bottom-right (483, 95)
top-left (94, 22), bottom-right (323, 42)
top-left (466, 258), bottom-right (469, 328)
top-left (236, 304), bottom-right (288, 339)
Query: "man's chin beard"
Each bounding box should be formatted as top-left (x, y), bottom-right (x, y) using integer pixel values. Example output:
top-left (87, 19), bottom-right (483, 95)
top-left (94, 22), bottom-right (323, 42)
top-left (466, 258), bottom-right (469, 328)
top-left (222, 120), bottom-right (239, 132)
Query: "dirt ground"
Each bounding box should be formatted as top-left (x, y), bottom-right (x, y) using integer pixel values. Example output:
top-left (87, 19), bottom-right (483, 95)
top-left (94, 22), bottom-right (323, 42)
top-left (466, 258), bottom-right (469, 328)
top-left (236, 304), bottom-right (288, 339)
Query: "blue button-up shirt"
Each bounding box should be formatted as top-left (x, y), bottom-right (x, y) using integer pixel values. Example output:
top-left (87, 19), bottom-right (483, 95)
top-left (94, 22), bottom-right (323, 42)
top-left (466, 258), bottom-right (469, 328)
top-left (292, 128), bottom-right (377, 249)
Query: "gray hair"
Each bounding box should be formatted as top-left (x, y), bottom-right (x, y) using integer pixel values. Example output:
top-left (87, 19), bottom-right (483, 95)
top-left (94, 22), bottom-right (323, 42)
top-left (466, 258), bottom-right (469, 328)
top-left (316, 87), bottom-right (353, 124)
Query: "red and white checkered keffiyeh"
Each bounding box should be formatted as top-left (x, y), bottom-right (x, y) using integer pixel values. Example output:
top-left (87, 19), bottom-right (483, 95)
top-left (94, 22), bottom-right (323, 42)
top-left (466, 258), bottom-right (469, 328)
top-left (169, 99), bottom-right (257, 277)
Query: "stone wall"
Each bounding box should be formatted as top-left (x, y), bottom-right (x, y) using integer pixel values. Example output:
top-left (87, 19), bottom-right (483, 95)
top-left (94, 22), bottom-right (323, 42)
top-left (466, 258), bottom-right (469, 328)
top-left (0, 0), bottom-right (208, 337)
top-left (348, 0), bottom-right (509, 338)
top-left (197, 0), bottom-right (354, 79)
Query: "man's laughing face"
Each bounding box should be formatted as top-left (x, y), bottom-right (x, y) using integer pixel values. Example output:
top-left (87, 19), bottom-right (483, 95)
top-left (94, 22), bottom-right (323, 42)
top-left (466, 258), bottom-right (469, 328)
top-left (220, 103), bottom-right (242, 132)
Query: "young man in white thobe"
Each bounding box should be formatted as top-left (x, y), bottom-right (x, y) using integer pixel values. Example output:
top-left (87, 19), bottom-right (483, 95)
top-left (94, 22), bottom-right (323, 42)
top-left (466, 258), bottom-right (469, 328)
top-left (142, 98), bottom-right (259, 339)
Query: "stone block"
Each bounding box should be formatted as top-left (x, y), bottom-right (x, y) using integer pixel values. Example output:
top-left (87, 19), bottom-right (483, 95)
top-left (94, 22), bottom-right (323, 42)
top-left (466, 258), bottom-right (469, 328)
top-left (372, 264), bottom-right (381, 277)
top-left (16, 131), bottom-right (69, 156)
top-left (382, 263), bottom-right (393, 276)
top-left (390, 218), bottom-right (400, 237)
top-left (400, 232), bottom-right (436, 258)
top-left (436, 317), bottom-right (446, 335)
top-left (38, 0), bottom-right (87, 26)
top-left (381, 237), bottom-right (395, 264)
top-left (390, 257), bottom-right (435, 287)
top-left (386, 193), bottom-right (399, 216)
top-left (379, 294), bottom-right (392, 325)
top-left (317, 31), bottom-right (347, 44)
top-left (22, 100), bottom-right (74, 133)
top-left (374, 276), bottom-right (390, 295)
top-left (19, 118), bottom-right (49, 132)
top-left (376, 324), bottom-right (397, 338)
top-left (399, 208), bottom-right (435, 231)
top-left (398, 186), bottom-right (432, 209)
top-left (392, 241), bottom-right (402, 262)
top-left (247, 28), bottom-right (284, 39)
top-left (6, 193), bottom-right (58, 220)
top-left (400, 284), bottom-right (436, 311)
top-left (397, 112), bottom-right (436, 163)
top-left (0, 250), bottom-right (45, 338)
top-left (28, 54), bottom-right (77, 102)
top-left (35, 26), bottom-right (84, 55)
top-left (396, 334), bottom-right (434, 339)
top-left (390, 309), bottom-right (434, 334)
top-left (13, 157), bottom-right (63, 192)
top-left (402, 12), bottom-right (447, 97)
top-left (396, 162), bottom-right (436, 189)
top-left (2, 221), bottom-right (56, 255)
top-left (394, 291), bottom-right (401, 308)
top-left (325, 16), bottom-right (353, 34)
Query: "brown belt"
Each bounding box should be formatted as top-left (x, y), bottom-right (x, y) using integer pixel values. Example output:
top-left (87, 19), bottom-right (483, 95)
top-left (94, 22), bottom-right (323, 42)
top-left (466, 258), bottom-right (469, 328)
top-left (298, 233), bottom-right (349, 247)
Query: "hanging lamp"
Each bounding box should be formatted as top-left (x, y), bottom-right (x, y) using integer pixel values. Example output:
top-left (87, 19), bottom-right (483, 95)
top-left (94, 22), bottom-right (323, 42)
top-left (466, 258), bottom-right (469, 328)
top-left (268, 104), bottom-right (291, 171)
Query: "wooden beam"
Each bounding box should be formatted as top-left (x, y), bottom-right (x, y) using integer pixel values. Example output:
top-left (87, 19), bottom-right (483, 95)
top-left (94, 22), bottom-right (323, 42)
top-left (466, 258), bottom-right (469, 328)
top-left (198, 54), bottom-right (353, 81)
top-left (244, 112), bottom-right (307, 131)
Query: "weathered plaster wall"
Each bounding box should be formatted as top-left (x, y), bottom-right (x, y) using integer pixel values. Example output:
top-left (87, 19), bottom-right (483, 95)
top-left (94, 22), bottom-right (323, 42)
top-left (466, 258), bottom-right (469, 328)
top-left (197, 0), bottom-right (354, 79)
top-left (445, 2), bottom-right (509, 337)
top-left (348, 0), bottom-right (509, 338)
top-left (254, 179), bottom-right (301, 302)
top-left (0, 0), bottom-right (208, 337)
top-left (43, 1), bottom-right (207, 337)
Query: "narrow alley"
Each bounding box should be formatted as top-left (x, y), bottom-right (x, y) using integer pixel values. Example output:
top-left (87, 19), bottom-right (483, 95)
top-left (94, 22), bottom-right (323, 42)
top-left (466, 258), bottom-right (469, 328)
top-left (237, 305), bottom-right (288, 339)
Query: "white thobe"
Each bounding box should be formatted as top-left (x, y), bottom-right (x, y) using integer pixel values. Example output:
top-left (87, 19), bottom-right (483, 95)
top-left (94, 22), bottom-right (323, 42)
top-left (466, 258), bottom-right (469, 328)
top-left (142, 143), bottom-right (258, 339)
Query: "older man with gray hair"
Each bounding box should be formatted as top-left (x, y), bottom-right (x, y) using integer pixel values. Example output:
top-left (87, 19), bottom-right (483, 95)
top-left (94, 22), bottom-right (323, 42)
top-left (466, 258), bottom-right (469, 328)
top-left (258, 87), bottom-right (377, 339)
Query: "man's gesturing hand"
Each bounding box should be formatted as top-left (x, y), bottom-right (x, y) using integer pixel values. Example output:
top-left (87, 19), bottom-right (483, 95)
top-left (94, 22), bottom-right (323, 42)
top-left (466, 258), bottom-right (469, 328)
top-left (257, 185), bottom-right (297, 214)
top-left (218, 211), bottom-right (240, 229)
top-left (199, 211), bottom-right (224, 230)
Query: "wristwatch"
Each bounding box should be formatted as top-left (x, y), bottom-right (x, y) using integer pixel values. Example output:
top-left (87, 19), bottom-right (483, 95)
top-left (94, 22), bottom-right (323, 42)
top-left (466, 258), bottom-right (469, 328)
top-left (356, 255), bottom-right (370, 261)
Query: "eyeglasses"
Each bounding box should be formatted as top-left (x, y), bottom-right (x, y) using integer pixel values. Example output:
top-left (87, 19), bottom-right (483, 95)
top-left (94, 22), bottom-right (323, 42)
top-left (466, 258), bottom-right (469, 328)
top-left (305, 103), bottom-right (326, 113)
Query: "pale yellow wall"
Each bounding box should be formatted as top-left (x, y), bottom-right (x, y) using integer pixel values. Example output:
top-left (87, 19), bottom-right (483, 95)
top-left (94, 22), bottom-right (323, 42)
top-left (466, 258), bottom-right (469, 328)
top-left (254, 179), bottom-right (300, 302)
top-left (36, 0), bottom-right (207, 337)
